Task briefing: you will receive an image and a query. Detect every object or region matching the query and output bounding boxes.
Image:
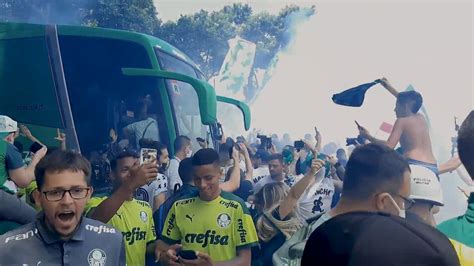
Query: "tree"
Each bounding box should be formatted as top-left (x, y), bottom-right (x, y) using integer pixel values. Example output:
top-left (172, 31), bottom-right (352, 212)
top-left (0, 0), bottom-right (91, 25)
top-left (0, 0), bottom-right (161, 35)
top-left (84, 0), bottom-right (160, 34)
top-left (155, 3), bottom-right (314, 78)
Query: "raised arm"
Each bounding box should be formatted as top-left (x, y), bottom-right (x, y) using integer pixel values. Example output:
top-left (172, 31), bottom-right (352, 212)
top-left (19, 125), bottom-right (44, 147)
top-left (278, 159), bottom-right (325, 219)
top-left (438, 154), bottom-right (462, 174)
top-left (88, 162), bottom-right (158, 223)
top-left (314, 127), bottom-right (322, 153)
top-left (9, 146), bottom-right (47, 188)
top-left (359, 119), bottom-right (403, 149)
top-left (240, 143), bottom-right (253, 181)
top-left (380, 77), bottom-right (399, 98)
top-left (220, 147), bottom-right (241, 192)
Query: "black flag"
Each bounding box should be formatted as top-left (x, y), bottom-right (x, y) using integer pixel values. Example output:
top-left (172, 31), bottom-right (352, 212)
top-left (332, 80), bottom-right (381, 107)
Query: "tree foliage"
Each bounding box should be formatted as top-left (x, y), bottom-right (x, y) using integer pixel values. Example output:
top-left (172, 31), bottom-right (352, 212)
top-left (0, 1), bottom-right (313, 77)
top-left (0, 0), bottom-right (160, 34)
top-left (84, 0), bottom-right (160, 35)
top-left (157, 3), bottom-right (314, 78)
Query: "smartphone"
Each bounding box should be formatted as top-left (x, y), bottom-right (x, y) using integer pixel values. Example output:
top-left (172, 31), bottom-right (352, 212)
top-left (29, 142), bottom-right (43, 153)
top-left (294, 140), bottom-right (305, 150)
top-left (139, 148), bottom-right (157, 165)
top-left (177, 250), bottom-right (198, 260)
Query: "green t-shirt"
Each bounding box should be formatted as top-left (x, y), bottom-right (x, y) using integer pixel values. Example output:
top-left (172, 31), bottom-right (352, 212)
top-left (162, 190), bottom-right (259, 262)
top-left (86, 197), bottom-right (156, 266)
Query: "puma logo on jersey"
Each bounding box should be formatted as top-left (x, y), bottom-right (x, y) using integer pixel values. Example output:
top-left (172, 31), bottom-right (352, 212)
top-left (185, 214), bottom-right (194, 222)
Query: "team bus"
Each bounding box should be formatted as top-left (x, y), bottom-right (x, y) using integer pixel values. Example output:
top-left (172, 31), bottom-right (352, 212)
top-left (0, 22), bottom-right (251, 159)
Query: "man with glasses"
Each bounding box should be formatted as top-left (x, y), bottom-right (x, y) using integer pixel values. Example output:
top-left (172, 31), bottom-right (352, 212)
top-left (85, 150), bottom-right (158, 266)
top-left (0, 150), bottom-right (125, 265)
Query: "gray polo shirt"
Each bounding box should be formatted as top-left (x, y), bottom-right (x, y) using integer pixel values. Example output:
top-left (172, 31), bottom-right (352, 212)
top-left (0, 213), bottom-right (126, 266)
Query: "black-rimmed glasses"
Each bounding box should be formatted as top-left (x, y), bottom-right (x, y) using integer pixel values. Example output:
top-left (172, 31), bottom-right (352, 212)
top-left (42, 188), bottom-right (90, 202)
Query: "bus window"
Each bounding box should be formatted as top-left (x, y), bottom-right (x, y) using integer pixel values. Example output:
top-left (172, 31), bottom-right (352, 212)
top-left (155, 49), bottom-right (210, 150)
top-left (59, 36), bottom-right (169, 158)
top-left (217, 101), bottom-right (247, 139)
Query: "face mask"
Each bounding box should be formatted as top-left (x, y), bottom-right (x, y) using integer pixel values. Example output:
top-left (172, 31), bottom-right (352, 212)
top-left (387, 194), bottom-right (405, 218)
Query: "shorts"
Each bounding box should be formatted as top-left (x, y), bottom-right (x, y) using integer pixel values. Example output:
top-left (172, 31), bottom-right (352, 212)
top-left (406, 158), bottom-right (439, 178)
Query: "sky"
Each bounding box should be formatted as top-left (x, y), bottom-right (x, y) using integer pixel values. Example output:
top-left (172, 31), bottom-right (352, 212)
top-left (154, 0), bottom-right (315, 22)
top-left (154, 0), bottom-right (473, 221)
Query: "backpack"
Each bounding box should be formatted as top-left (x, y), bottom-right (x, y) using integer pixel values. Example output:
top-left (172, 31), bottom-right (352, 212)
top-left (272, 213), bottom-right (327, 266)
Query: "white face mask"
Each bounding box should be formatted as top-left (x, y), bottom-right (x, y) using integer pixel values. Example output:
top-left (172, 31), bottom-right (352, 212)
top-left (387, 195), bottom-right (406, 218)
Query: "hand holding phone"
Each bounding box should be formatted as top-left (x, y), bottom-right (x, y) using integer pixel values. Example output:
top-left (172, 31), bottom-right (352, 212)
top-left (177, 250), bottom-right (198, 260)
top-left (29, 142), bottom-right (44, 153)
top-left (140, 148), bottom-right (157, 165)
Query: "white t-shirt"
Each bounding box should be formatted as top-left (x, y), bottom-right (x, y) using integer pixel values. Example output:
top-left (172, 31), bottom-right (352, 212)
top-left (134, 173), bottom-right (168, 209)
top-left (298, 176), bottom-right (335, 221)
top-left (165, 157), bottom-right (182, 196)
top-left (252, 166), bottom-right (270, 184)
top-left (125, 117), bottom-right (159, 147)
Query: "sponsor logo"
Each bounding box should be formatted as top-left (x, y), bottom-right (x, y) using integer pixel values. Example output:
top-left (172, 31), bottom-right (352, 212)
top-left (88, 248), bottom-right (107, 266)
top-left (85, 224), bottom-right (116, 234)
top-left (237, 219), bottom-right (247, 243)
top-left (140, 211), bottom-right (148, 223)
top-left (136, 200), bottom-right (151, 208)
top-left (166, 213), bottom-right (176, 236)
top-left (252, 175), bottom-right (266, 184)
top-left (5, 229), bottom-right (38, 243)
top-left (217, 213), bottom-right (231, 228)
top-left (177, 198), bottom-right (195, 206)
top-left (414, 177), bottom-right (431, 185)
top-left (184, 230), bottom-right (229, 248)
top-left (315, 188), bottom-right (332, 196)
top-left (122, 227), bottom-right (146, 245)
top-left (185, 214), bottom-right (194, 222)
top-left (219, 200), bottom-right (239, 209)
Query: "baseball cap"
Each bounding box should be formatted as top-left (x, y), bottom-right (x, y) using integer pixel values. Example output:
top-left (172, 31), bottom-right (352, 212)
top-left (302, 211), bottom-right (460, 266)
top-left (0, 115), bottom-right (17, 138)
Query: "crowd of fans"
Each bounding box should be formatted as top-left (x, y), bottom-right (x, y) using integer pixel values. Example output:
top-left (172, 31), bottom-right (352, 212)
top-left (0, 86), bottom-right (473, 265)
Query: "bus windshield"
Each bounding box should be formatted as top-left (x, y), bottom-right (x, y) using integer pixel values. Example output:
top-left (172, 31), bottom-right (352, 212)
top-left (155, 49), bottom-right (210, 149)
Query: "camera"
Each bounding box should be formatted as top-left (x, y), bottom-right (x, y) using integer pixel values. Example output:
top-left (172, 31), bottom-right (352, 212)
top-left (90, 156), bottom-right (112, 195)
top-left (257, 134), bottom-right (272, 150)
top-left (294, 140), bottom-right (305, 151)
top-left (346, 135), bottom-right (367, 146)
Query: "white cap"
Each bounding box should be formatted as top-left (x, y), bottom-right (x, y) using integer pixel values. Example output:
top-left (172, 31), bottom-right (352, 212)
top-left (409, 165), bottom-right (444, 206)
top-left (0, 115), bottom-right (17, 133)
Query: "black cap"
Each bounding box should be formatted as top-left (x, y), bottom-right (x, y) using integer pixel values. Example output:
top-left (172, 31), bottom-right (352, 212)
top-left (302, 212), bottom-right (460, 266)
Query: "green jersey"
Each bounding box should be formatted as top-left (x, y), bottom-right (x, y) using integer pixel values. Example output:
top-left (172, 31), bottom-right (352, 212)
top-left (86, 197), bottom-right (156, 266)
top-left (162, 190), bottom-right (258, 262)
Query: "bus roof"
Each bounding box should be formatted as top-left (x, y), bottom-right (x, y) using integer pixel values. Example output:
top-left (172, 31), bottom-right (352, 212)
top-left (0, 22), bottom-right (202, 73)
